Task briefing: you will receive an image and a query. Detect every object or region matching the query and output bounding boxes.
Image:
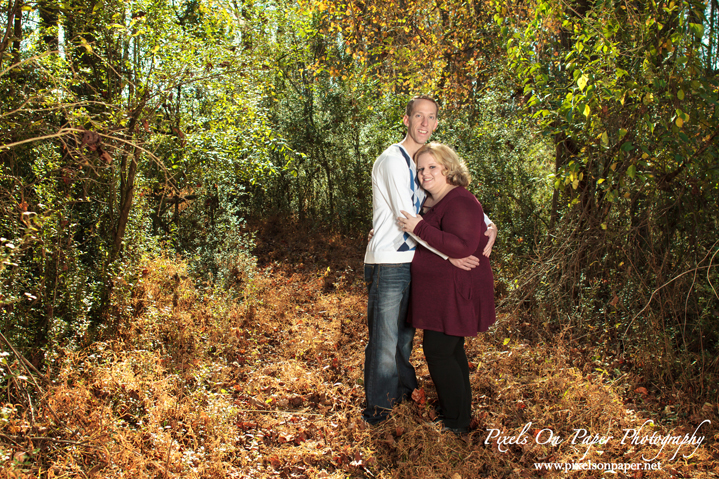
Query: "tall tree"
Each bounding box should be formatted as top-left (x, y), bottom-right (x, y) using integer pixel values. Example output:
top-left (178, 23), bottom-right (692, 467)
top-left (500, 0), bottom-right (719, 380)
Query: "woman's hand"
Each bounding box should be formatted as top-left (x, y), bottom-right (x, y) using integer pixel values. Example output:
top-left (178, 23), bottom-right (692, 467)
top-left (398, 210), bottom-right (422, 234)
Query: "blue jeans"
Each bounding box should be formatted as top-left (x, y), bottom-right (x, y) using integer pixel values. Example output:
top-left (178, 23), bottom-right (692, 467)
top-left (363, 263), bottom-right (418, 424)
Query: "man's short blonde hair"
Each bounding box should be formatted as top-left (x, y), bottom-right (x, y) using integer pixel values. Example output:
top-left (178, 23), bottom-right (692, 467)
top-left (414, 142), bottom-right (471, 187)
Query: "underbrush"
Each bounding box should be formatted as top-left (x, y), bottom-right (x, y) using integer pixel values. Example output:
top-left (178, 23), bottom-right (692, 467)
top-left (0, 220), bottom-right (717, 478)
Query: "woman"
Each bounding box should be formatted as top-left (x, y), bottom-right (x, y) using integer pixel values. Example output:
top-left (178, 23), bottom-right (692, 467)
top-left (398, 142), bottom-right (496, 434)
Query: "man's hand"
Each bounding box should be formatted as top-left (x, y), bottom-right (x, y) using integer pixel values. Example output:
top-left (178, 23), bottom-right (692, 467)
top-left (449, 255), bottom-right (480, 271)
top-left (483, 223), bottom-right (497, 258)
top-left (367, 228), bottom-right (374, 242)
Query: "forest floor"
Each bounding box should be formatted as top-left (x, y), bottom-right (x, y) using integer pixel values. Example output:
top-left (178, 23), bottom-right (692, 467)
top-left (2, 218), bottom-right (718, 478)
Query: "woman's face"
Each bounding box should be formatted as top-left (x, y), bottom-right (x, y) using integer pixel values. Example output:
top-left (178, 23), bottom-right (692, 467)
top-left (416, 151), bottom-right (448, 194)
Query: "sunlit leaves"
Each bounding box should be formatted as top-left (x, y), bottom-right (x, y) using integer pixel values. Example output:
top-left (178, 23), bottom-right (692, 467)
top-left (302, 0), bottom-right (502, 105)
top-left (577, 74), bottom-right (588, 91)
top-left (688, 22), bottom-right (704, 38)
top-left (501, 0), bottom-right (718, 209)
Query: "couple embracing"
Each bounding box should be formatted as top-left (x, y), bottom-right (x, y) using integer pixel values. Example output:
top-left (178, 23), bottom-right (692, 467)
top-left (363, 95), bottom-right (497, 433)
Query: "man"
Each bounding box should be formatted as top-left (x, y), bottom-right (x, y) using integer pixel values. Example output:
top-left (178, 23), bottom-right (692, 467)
top-left (363, 95), bottom-right (497, 424)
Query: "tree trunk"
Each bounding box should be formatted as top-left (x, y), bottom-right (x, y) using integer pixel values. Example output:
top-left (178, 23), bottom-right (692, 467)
top-left (548, 132), bottom-right (576, 231)
top-left (708, 0), bottom-right (718, 73)
top-left (11, 0), bottom-right (21, 65)
top-left (39, 0), bottom-right (59, 51)
top-left (112, 92), bottom-right (148, 258)
top-left (0, 0), bottom-right (20, 69)
top-left (112, 148), bottom-right (138, 258)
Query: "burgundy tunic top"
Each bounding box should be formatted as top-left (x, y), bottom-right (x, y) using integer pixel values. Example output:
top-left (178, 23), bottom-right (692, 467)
top-left (409, 187), bottom-right (496, 337)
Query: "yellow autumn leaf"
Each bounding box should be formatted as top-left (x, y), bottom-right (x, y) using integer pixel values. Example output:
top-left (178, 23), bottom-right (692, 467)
top-left (577, 74), bottom-right (588, 91)
top-left (80, 38), bottom-right (93, 53)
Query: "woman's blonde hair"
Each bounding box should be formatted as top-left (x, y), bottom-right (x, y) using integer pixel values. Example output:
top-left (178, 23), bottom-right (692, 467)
top-left (414, 142), bottom-right (471, 187)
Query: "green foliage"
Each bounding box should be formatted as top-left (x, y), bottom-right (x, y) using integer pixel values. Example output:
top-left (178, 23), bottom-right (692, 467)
top-left (505, 0), bottom-right (718, 200)
top-left (0, 0), bottom-right (282, 359)
top-left (498, 0), bottom-right (719, 389)
top-left (241, 7), bottom-right (396, 232)
top-left (438, 82), bottom-right (554, 258)
top-left (182, 182), bottom-right (257, 291)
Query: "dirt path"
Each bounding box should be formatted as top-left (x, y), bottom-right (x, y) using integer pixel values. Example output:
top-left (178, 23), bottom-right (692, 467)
top-left (2, 221), bottom-right (716, 478)
top-left (222, 220), bottom-right (718, 478)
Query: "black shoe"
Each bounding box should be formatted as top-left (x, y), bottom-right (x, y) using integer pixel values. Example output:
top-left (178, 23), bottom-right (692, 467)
top-left (441, 424), bottom-right (469, 435)
top-left (363, 408), bottom-right (391, 426)
top-left (426, 419), bottom-right (468, 435)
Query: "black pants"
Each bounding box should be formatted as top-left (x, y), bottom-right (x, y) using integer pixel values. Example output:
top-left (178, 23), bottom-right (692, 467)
top-left (423, 330), bottom-right (471, 430)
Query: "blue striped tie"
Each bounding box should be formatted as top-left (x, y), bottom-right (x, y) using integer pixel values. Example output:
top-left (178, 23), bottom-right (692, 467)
top-left (397, 147), bottom-right (421, 251)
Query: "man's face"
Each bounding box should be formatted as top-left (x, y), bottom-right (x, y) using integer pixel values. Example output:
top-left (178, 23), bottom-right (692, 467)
top-left (402, 99), bottom-right (438, 148)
